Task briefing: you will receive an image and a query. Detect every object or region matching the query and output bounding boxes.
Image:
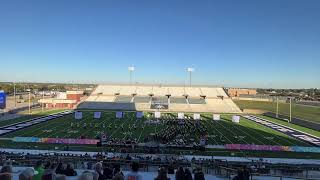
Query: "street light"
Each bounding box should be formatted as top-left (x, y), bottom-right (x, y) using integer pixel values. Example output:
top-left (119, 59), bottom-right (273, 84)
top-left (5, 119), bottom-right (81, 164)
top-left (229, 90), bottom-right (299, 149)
top-left (187, 67), bottom-right (194, 87)
top-left (128, 66), bottom-right (135, 85)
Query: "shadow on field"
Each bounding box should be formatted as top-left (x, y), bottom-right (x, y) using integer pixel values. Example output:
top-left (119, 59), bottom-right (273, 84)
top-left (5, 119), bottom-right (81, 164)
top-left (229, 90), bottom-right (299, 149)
top-left (264, 112), bottom-right (320, 131)
top-left (77, 101), bottom-right (137, 111)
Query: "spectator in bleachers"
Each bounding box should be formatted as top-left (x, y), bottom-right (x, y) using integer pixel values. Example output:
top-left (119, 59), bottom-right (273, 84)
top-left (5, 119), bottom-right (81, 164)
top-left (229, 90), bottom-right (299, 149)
top-left (65, 163), bottom-right (77, 176)
top-left (233, 169), bottom-right (242, 180)
top-left (0, 165), bottom-right (12, 180)
top-left (103, 163), bottom-right (113, 179)
top-left (78, 171), bottom-right (94, 180)
top-left (55, 163), bottom-right (65, 175)
top-left (113, 171), bottom-right (124, 180)
top-left (34, 160), bottom-right (45, 180)
top-left (193, 167), bottom-right (205, 180)
top-left (1, 165), bottom-right (12, 174)
top-left (184, 168), bottom-right (193, 180)
top-left (233, 166), bottom-right (250, 180)
top-left (125, 161), bottom-right (142, 180)
top-left (112, 165), bottom-right (124, 180)
top-left (42, 162), bottom-right (58, 180)
top-left (94, 162), bottom-right (106, 180)
top-left (167, 164), bottom-right (174, 174)
top-left (175, 167), bottom-right (184, 180)
top-left (0, 173), bottom-right (12, 180)
top-left (19, 167), bottom-right (38, 180)
top-left (57, 175), bottom-right (67, 180)
top-left (154, 167), bottom-right (170, 180)
top-left (242, 166), bottom-right (250, 180)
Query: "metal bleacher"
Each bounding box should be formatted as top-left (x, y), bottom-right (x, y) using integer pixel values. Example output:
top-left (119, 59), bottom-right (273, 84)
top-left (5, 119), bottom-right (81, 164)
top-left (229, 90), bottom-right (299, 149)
top-left (79, 84), bottom-right (242, 113)
top-left (170, 97), bottom-right (187, 104)
top-left (114, 95), bottom-right (133, 103)
top-left (188, 98), bottom-right (206, 104)
top-left (133, 96), bottom-right (151, 103)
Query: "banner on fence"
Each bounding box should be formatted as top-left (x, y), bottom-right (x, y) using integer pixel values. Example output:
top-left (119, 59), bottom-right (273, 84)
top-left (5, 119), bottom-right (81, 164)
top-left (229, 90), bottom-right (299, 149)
top-left (116, 112), bottom-right (123, 119)
top-left (136, 111), bottom-right (143, 119)
top-left (75, 112), bottom-right (82, 120)
top-left (94, 112), bottom-right (101, 119)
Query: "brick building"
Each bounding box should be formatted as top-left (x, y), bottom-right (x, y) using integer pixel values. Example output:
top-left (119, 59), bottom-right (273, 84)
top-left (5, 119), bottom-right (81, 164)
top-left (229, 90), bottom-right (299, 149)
top-left (39, 91), bottom-right (83, 109)
top-left (227, 88), bottom-right (257, 97)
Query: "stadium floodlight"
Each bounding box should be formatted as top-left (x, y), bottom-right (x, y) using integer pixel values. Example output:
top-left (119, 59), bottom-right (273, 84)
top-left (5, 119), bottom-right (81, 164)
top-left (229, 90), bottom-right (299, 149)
top-left (42, 90), bottom-right (45, 111)
top-left (26, 88), bottom-right (31, 115)
top-left (187, 67), bottom-right (194, 72)
top-left (187, 67), bottom-right (194, 87)
top-left (13, 82), bottom-right (16, 109)
top-left (128, 66), bottom-right (135, 85)
top-left (289, 97), bottom-right (292, 123)
top-left (276, 96), bottom-right (279, 118)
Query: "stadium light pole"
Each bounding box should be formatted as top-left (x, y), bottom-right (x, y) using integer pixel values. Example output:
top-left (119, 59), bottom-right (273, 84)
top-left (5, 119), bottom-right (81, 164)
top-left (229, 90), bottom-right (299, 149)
top-left (276, 96), bottom-right (279, 118)
top-left (28, 88), bottom-right (31, 115)
top-left (13, 82), bottom-right (16, 109)
top-left (42, 90), bottom-right (44, 112)
top-left (289, 98), bottom-right (292, 123)
top-left (187, 67), bottom-right (194, 87)
top-left (128, 66), bottom-right (135, 85)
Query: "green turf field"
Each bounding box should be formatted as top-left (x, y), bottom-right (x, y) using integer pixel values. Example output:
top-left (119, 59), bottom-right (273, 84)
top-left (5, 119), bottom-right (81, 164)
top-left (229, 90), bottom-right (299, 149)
top-left (233, 100), bottom-right (320, 123)
top-left (258, 115), bottom-right (320, 137)
top-left (0, 110), bottom-right (319, 159)
top-left (0, 109), bottom-right (66, 127)
top-left (0, 111), bottom-right (312, 147)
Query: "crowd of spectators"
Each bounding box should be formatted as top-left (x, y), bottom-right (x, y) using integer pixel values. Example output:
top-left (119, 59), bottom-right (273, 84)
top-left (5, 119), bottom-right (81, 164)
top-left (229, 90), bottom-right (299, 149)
top-left (1, 150), bottom-right (289, 180)
top-left (0, 160), bottom-right (213, 180)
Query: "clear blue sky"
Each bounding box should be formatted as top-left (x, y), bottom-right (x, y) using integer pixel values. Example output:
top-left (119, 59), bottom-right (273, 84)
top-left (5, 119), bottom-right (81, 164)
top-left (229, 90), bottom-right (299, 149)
top-left (0, 0), bottom-right (319, 88)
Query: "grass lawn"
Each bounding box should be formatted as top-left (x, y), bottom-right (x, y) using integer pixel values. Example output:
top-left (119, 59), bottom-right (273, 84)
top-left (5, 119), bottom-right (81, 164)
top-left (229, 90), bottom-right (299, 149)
top-left (258, 115), bottom-right (320, 137)
top-left (234, 100), bottom-right (320, 123)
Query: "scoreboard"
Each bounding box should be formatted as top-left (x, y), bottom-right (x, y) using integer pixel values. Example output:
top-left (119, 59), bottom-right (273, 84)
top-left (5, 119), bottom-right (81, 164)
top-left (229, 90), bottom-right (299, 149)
top-left (0, 91), bottom-right (6, 109)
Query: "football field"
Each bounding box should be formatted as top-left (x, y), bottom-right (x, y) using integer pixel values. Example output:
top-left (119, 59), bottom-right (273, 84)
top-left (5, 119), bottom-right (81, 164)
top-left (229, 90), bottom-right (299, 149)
top-left (0, 111), bottom-right (313, 147)
top-left (1, 110), bottom-right (320, 159)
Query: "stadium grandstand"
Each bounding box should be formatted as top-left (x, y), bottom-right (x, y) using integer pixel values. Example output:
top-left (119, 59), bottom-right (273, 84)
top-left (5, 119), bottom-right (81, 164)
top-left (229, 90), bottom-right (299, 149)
top-left (78, 84), bottom-right (241, 113)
